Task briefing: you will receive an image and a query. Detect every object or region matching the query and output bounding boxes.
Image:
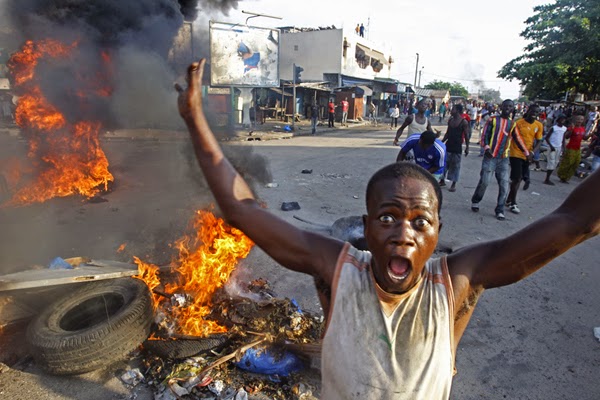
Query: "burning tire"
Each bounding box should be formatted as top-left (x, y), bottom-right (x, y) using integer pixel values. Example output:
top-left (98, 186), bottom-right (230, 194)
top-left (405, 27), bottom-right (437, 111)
top-left (144, 335), bottom-right (229, 360)
top-left (26, 278), bottom-right (153, 375)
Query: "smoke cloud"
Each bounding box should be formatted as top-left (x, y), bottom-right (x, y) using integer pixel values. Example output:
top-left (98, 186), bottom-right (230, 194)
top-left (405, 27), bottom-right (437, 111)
top-left (2, 0), bottom-right (242, 129)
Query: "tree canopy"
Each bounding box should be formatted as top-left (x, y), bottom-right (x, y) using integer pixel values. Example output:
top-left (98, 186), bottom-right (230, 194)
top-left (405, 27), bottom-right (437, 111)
top-left (424, 80), bottom-right (469, 98)
top-left (498, 0), bottom-right (600, 100)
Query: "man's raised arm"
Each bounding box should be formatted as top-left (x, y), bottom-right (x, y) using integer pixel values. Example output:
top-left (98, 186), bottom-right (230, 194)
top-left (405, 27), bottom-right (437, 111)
top-left (449, 168), bottom-right (600, 293)
top-left (175, 60), bottom-right (342, 285)
top-left (394, 115), bottom-right (413, 146)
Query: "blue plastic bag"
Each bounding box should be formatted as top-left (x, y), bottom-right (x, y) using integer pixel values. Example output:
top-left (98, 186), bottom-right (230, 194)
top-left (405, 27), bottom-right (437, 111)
top-left (235, 346), bottom-right (305, 376)
top-left (48, 257), bottom-right (73, 270)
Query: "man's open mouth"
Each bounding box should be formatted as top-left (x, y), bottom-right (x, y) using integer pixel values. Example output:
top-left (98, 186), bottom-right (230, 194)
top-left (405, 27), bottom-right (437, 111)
top-left (388, 257), bottom-right (411, 281)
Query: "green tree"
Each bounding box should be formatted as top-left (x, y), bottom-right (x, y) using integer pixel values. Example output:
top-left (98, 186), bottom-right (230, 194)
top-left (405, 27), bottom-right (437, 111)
top-left (498, 0), bottom-right (600, 100)
top-left (424, 80), bottom-right (469, 97)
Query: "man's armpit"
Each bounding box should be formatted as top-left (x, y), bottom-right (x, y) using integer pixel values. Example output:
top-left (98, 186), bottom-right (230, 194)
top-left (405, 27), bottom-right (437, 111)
top-left (455, 287), bottom-right (483, 322)
top-left (314, 275), bottom-right (331, 299)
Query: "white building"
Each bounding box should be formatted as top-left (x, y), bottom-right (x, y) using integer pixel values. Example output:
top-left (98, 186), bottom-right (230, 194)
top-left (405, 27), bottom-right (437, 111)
top-left (279, 27), bottom-right (396, 118)
top-left (279, 27), bottom-right (393, 86)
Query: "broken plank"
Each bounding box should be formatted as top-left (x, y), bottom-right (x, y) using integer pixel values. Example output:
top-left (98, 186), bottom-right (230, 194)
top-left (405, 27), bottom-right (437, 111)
top-left (0, 260), bottom-right (140, 292)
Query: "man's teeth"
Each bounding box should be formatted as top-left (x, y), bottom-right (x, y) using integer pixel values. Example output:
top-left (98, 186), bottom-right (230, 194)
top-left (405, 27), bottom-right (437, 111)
top-left (389, 268), bottom-right (409, 280)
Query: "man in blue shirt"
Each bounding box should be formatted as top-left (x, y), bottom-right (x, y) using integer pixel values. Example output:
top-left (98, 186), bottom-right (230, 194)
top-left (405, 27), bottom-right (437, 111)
top-left (397, 130), bottom-right (446, 180)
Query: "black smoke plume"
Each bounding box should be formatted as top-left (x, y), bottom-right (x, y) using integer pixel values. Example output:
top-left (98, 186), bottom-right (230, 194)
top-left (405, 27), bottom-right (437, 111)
top-left (1, 0), bottom-right (240, 128)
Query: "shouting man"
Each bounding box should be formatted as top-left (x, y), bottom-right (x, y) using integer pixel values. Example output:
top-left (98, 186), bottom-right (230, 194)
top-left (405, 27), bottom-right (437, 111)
top-left (176, 60), bottom-right (600, 400)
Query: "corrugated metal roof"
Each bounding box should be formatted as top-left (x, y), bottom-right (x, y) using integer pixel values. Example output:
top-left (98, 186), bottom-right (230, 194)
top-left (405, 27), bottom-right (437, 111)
top-left (413, 88), bottom-right (433, 97)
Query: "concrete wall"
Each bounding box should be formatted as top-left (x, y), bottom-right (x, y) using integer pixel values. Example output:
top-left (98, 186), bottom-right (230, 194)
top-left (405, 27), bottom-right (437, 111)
top-left (280, 29), bottom-right (343, 81)
top-left (280, 28), bottom-right (393, 83)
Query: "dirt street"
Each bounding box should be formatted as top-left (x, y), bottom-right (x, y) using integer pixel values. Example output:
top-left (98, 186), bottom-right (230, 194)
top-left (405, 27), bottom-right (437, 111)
top-left (0, 120), bottom-right (599, 399)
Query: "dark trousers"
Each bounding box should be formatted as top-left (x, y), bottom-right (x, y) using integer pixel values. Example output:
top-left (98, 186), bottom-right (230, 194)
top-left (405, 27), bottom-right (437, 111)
top-left (328, 112), bottom-right (335, 127)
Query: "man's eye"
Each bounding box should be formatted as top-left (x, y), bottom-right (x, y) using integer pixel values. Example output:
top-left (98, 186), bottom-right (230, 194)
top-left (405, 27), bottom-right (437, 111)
top-left (414, 218), bottom-right (430, 228)
top-left (379, 215), bottom-right (395, 223)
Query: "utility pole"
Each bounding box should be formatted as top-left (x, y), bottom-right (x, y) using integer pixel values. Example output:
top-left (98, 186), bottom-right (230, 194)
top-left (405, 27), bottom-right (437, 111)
top-left (413, 53), bottom-right (419, 88)
top-left (291, 64), bottom-right (303, 131)
top-left (292, 63), bottom-right (297, 131)
top-left (418, 66), bottom-right (424, 87)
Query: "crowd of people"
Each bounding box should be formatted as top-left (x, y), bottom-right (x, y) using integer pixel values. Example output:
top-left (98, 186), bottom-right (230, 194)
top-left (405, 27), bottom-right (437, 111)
top-left (393, 97), bottom-right (599, 220)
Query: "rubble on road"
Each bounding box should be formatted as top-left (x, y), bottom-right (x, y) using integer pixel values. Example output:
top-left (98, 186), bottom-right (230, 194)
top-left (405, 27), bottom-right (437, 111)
top-left (139, 278), bottom-right (323, 399)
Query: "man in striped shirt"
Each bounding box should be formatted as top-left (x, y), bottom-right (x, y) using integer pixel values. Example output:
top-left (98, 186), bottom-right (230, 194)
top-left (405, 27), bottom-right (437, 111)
top-left (470, 100), bottom-right (529, 220)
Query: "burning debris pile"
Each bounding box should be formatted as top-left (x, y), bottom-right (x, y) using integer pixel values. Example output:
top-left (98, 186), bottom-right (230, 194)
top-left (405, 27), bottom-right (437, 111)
top-left (4, 38), bottom-right (114, 206)
top-left (0, 0), bottom-right (214, 206)
top-left (133, 210), bottom-right (323, 399)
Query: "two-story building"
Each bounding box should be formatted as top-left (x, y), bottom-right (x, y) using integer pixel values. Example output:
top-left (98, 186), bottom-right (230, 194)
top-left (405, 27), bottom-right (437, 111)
top-left (279, 26), bottom-right (397, 120)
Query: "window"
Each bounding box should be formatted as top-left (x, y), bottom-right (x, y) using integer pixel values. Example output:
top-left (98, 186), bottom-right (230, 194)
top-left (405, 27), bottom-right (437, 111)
top-left (355, 44), bottom-right (369, 69)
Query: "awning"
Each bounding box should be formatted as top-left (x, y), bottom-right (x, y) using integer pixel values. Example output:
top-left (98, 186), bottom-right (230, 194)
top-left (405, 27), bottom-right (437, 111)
top-left (341, 75), bottom-right (373, 87)
top-left (269, 87), bottom-right (293, 97)
top-left (296, 82), bottom-right (332, 92)
top-left (371, 50), bottom-right (389, 66)
top-left (357, 85), bottom-right (373, 96)
top-left (413, 88), bottom-right (433, 97)
top-left (355, 43), bottom-right (376, 59)
top-left (583, 100), bottom-right (600, 106)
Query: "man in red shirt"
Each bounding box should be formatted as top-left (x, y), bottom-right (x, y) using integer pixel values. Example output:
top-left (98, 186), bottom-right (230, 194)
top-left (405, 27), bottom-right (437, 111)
top-left (340, 97), bottom-right (349, 127)
top-left (461, 109), bottom-right (472, 151)
top-left (328, 99), bottom-right (336, 128)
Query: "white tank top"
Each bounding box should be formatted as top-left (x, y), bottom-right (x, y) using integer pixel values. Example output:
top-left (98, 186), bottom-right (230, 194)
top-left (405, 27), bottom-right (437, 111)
top-left (321, 243), bottom-right (455, 400)
top-left (548, 125), bottom-right (568, 148)
top-left (407, 116), bottom-right (428, 135)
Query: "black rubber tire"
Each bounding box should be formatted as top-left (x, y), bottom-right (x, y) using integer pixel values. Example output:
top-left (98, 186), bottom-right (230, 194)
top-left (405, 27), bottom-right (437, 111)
top-left (144, 335), bottom-right (228, 359)
top-left (26, 278), bottom-right (153, 375)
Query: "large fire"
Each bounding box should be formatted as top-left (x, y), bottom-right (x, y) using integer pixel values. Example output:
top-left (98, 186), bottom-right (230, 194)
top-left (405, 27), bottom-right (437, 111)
top-left (4, 39), bottom-right (114, 206)
top-left (135, 210), bottom-right (254, 337)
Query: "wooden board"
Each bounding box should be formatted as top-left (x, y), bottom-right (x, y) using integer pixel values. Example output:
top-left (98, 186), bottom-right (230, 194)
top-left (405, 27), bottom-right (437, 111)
top-left (0, 260), bottom-right (140, 292)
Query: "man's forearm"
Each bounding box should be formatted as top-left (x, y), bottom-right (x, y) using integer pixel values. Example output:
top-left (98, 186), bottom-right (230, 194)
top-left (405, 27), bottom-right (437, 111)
top-left (557, 168), bottom-right (600, 240)
top-left (187, 114), bottom-right (257, 214)
top-left (178, 61), bottom-right (258, 222)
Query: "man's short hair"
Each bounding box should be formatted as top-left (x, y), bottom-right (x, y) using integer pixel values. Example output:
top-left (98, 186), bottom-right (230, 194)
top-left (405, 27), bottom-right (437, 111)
top-left (454, 104), bottom-right (463, 114)
top-left (366, 162), bottom-right (443, 214)
top-left (420, 130), bottom-right (436, 145)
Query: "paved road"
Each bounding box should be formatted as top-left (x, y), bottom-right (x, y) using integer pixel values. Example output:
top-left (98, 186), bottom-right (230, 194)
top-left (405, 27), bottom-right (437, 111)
top-left (0, 124), bottom-right (598, 399)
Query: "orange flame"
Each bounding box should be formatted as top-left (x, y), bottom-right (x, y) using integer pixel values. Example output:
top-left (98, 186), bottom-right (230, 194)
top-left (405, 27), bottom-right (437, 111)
top-left (4, 39), bottom-right (114, 206)
top-left (134, 256), bottom-right (162, 308)
top-left (134, 210), bottom-right (254, 337)
top-left (117, 243), bottom-right (127, 253)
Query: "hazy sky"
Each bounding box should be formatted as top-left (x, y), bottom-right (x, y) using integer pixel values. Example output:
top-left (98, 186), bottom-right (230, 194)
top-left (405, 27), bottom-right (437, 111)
top-left (213, 0), bottom-right (549, 99)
